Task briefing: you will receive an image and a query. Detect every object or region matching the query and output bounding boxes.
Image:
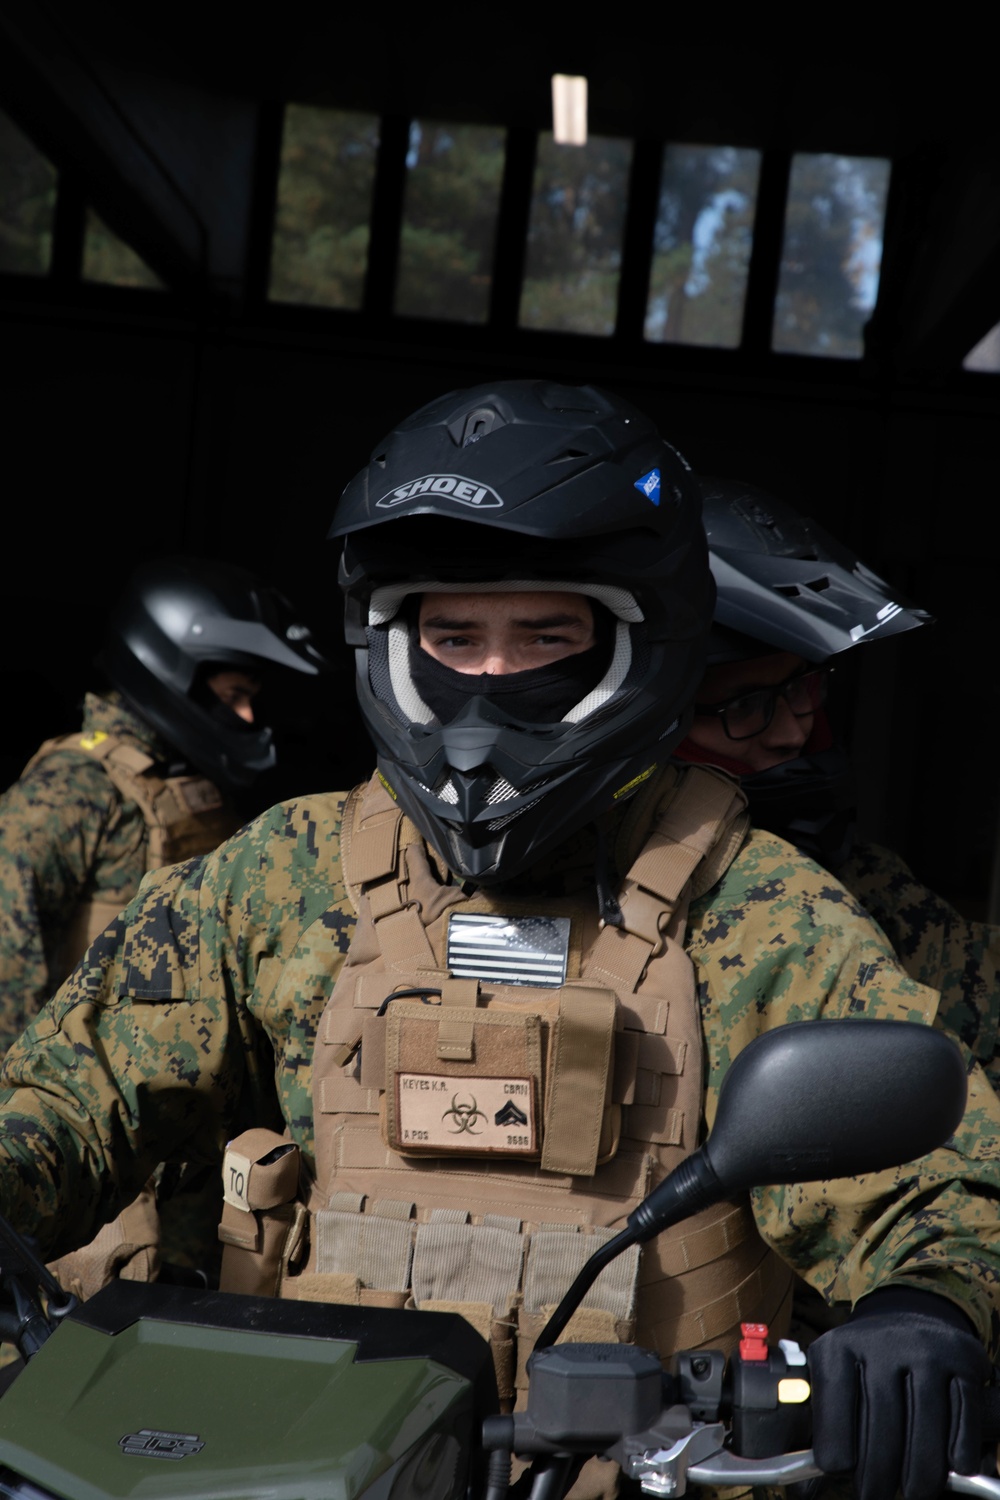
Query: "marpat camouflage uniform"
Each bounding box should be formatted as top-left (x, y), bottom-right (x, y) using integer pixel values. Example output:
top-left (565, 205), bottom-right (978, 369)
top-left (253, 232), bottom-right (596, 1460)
top-left (0, 692), bottom-right (171, 1050)
top-left (839, 839), bottom-right (1000, 1091)
top-left (0, 689), bottom-right (243, 1278)
top-left (2, 789), bottom-right (999, 1350)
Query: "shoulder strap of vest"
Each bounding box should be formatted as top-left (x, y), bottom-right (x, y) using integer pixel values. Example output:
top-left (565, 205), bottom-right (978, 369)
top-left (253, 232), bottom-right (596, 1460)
top-left (341, 773), bottom-right (425, 912)
top-left (615, 764), bottom-right (748, 905)
top-left (588, 764), bottom-right (749, 994)
top-left (684, 767), bottom-right (751, 900)
top-left (22, 729), bottom-right (154, 780)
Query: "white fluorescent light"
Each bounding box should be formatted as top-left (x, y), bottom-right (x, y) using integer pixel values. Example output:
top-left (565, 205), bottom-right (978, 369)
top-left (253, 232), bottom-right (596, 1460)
top-left (551, 74), bottom-right (588, 146)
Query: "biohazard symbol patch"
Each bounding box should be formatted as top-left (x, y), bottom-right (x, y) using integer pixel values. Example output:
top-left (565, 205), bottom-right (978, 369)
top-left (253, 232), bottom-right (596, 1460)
top-left (442, 1093), bottom-right (486, 1134)
top-left (394, 1074), bottom-right (538, 1155)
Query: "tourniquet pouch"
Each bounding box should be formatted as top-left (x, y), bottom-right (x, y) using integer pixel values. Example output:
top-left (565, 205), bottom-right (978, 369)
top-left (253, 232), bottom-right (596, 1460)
top-left (218, 1129), bottom-right (305, 1297)
top-left (374, 980), bottom-right (619, 1177)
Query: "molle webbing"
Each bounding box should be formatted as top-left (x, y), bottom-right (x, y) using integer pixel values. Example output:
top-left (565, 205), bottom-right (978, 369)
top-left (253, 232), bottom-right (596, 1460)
top-left (27, 730), bottom-right (239, 974)
top-left (263, 764), bottom-right (792, 1369)
top-left (27, 730), bottom-right (238, 869)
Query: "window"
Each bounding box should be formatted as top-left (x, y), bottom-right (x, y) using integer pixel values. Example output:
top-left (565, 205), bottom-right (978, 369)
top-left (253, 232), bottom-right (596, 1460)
top-left (519, 133), bottom-right (633, 336)
top-left (0, 109), bottom-right (57, 276)
top-left (963, 321), bottom-right (1000, 373)
top-left (270, 106), bottom-right (380, 309)
top-left (645, 145), bottom-right (761, 349)
top-left (395, 121), bottom-right (506, 323)
top-left (773, 153), bottom-right (891, 359)
top-left (83, 209), bottom-right (164, 289)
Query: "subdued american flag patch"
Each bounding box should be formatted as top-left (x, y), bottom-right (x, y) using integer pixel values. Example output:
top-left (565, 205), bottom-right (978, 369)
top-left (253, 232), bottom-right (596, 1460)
top-left (446, 914), bottom-right (570, 988)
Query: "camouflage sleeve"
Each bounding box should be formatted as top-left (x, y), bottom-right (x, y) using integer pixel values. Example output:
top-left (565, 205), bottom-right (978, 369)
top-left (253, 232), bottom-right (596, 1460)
top-left (838, 839), bottom-right (1000, 1084)
top-left (0, 756), bottom-right (140, 1050)
top-left (689, 829), bottom-right (1000, 1350)
top-left (0, 795), bottom-right (348, 1260)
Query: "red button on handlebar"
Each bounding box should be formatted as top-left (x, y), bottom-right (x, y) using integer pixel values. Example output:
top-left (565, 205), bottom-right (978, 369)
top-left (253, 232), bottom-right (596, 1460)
top-left (739, 1322), bottom-right (769, 1361)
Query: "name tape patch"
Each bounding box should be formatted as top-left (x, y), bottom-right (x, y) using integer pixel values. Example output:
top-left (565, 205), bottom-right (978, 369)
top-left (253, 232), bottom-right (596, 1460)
top-left (396, 1074), bottom-right (537, 1155)
top-left (376, 474), bottom-right (503, 510)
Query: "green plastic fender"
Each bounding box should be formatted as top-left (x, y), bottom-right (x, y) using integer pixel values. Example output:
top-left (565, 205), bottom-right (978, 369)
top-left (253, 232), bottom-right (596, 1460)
top-left (0, 1285), bottom-right (490, 1500)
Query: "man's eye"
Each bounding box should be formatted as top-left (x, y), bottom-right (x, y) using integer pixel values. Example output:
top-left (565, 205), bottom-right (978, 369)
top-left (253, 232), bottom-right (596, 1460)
top-left (726, 691), bottom-right (768, 723)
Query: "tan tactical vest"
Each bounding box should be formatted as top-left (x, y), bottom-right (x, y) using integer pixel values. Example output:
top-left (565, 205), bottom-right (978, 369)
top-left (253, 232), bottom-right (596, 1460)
top-left (220, 764), bottom-right (794, 1406)
top-left (26, 728), bottom-right (239, 976)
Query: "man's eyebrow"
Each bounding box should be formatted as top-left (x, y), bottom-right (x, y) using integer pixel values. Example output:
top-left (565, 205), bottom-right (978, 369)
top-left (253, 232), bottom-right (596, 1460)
top-left (511, 613), bottom-right (590, 629)
top-left (421, 612), bottom-right (590, 631)
top-left (420, 614), bottom-right (477, 631)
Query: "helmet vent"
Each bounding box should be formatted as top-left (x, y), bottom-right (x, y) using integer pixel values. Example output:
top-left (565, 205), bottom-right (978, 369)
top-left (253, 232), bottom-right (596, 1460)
top-left (427, 776), bottom-right (460, 805)
top-left (546, 448), bottom-right (590, 464)
top-left (373, 452), bottom-right (388, 468)
top-left (487, 797), bottom-right (544, 833)
top-left (458, 407), bottom-right (502, 447)
top-left (428, 773), bottom-right (546, 814)
top-left (774, 575), bottom-right (832, 599)
top-left (487, 774), bottom-right (524, 806)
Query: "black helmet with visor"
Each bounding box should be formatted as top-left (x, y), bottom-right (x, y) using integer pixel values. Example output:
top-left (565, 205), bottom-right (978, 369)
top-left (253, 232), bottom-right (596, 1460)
top-left (696, 478), bottom-right (931, 867)
top-left (701, 477), bottom-right (930, 664)
top-left (99, 556), bottom-right (328, 788)
top-left (331, 379), bottom-right (713, 885)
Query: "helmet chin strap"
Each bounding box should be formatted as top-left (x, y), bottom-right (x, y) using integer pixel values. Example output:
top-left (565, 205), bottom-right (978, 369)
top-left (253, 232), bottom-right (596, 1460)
top-left (592, 820), bottom-right (624, 928)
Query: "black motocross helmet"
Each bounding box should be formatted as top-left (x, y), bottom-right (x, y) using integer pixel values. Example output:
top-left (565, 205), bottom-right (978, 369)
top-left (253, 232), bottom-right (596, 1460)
top-left (702, 477), bottom-right (930, 663)
top-left (698, 478), bottom-right (931, 868)
top-left (330, 380), bottom-right (713, 885)
top-left (98, 557), bottom-right (328, 788)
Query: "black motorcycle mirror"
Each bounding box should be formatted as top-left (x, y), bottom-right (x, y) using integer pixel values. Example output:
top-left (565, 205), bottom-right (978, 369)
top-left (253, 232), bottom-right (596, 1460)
top-left (536, 1019), bottom-right (966, 1351)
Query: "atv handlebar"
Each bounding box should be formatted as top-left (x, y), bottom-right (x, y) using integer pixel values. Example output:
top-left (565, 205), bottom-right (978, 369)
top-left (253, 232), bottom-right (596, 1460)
top-left (645, 1437), bottom-right (1000, 1497)
top-left (484, 1333), bottom-right (1000, 1500)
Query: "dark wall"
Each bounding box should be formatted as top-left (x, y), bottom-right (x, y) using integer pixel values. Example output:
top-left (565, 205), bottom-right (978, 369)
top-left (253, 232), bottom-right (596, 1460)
top-left (3, 293), bottom-right (998, 910)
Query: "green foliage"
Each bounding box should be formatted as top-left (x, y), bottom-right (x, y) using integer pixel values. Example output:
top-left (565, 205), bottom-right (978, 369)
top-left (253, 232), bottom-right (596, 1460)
top-left (0, 111), bottom-right (56, 277)
top-left (395, 123), bottom-right (505, 323)
top-left (520, 134), bottom-right (632, 336)
top-left (645, 145), bottom-right (760, 350)
top-left (773, 153), bottom-right (890, 358)
top-left (270, 106), bottom-right (380, 309)
top-left (82, 210), bottom-right (164, 290)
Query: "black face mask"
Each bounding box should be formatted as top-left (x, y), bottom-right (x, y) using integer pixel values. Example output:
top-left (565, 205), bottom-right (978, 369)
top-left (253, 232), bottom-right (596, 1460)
top-left (409, 634), bottom-right (615, 725)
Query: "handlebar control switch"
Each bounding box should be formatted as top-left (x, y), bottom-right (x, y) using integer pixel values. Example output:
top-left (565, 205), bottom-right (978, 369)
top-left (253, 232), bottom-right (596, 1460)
top-left (730, 1333), bottom-right (811, 1459)
top-left (674, 1348), bottom-right (726, 1422)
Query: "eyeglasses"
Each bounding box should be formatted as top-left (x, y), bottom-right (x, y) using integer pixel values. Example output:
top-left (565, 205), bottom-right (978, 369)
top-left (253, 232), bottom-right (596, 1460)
top-left (694, 667), bottom-right (830, 741)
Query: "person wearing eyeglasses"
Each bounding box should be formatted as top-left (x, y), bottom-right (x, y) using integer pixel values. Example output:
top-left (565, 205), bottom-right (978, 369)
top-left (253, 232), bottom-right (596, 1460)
top-left (683, 653), bottom-right (830, 775)
top-left (677, 477), bottom-right (1000, 1094)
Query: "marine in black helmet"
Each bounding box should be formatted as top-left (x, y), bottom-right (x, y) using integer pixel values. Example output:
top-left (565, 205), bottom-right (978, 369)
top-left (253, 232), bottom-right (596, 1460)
top-left (0, 556), bottom-right (329, 1301)
top-left (0, 384), bottom-right (998, 1500)
top-left (676, 476), bottom-right (1000, 1087)
top-left (0, 555), bottom-right (327, 1049)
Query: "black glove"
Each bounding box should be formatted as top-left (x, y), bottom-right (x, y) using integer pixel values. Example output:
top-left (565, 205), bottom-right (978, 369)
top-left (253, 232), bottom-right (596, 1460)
top-left (807, 1287), bottom-right (992, 1500)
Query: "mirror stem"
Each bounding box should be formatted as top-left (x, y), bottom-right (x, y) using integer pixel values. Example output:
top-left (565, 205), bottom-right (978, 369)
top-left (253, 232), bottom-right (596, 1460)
top-left (534, 1226), bottom-right (635, 1353)
top-left (627, 1151), bottom-right (722, 1244)
top-left (536, 1154), bottom-right (725, 1354)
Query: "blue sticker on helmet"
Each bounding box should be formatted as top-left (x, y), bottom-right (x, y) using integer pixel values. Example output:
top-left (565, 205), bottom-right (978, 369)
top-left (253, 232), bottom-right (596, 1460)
top-left (635, 468), bottom-right (661, 505)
